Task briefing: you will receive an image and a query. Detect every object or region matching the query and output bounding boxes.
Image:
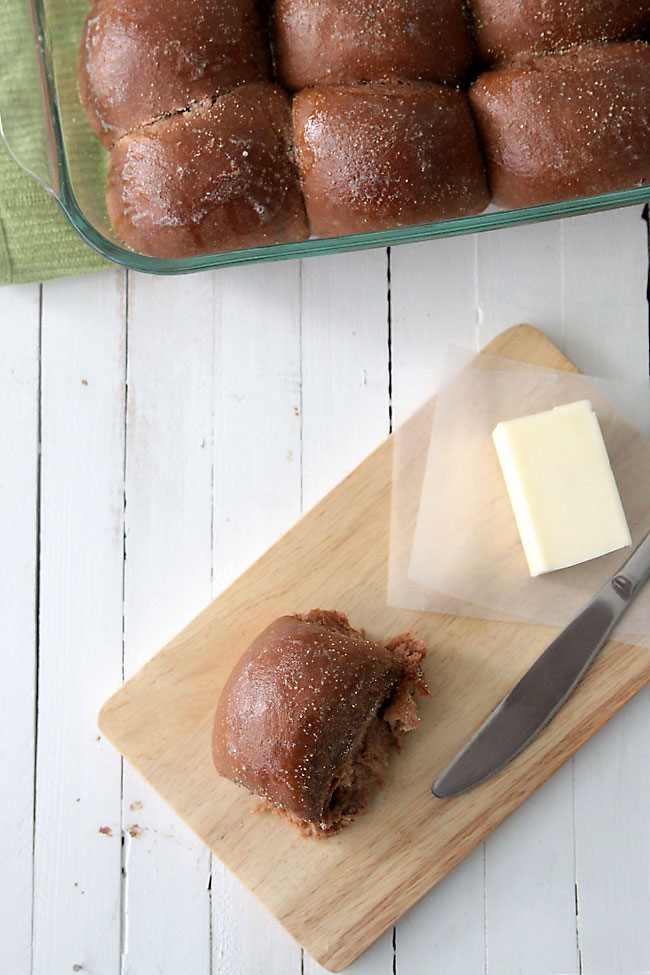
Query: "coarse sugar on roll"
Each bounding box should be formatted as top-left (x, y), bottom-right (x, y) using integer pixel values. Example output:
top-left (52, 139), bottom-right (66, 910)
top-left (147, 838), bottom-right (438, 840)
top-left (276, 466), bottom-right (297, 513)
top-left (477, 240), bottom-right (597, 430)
top-left (469, 41), bottom-right (650, 208)
top-left (293, 81), bottom-right (489, 238)
top-left (212, 609), bottom-right (429, 837)
top-left (470, 0), bottom-right (650, 65)
top-left (79, 0), bottom-right (272, 148)
top-left (106, 84), bottom-right (308, 258)
top-left (273, 0), bottom-right (474, 90)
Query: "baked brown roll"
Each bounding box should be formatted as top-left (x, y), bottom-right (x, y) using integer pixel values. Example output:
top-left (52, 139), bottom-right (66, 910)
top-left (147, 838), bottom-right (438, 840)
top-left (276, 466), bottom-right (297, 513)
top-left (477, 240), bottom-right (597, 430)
top-left (470, 0), bottom-right (650, 65)
top-left (106, 84), bottom-right (309, 258)
top-left (79, 0), bottom-right (272, 147)
top-left (469, 42), bottom-right (650, 209)
top-left (272, 0), bottom-right (474, 90)
top-left (293, 82), bottom-right (490, 237)
top-left (212, 610), bottom-right (429, 836)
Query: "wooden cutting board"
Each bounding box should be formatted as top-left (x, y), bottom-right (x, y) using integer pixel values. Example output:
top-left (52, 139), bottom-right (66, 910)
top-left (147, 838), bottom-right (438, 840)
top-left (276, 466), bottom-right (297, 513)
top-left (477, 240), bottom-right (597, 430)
top-left (99, 324), bottom-right (650, 973)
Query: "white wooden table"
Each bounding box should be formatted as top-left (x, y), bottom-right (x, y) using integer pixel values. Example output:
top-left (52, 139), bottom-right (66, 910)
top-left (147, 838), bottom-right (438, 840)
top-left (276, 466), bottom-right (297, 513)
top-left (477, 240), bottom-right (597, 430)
top-left (3, 207), bottom-right (650, 975)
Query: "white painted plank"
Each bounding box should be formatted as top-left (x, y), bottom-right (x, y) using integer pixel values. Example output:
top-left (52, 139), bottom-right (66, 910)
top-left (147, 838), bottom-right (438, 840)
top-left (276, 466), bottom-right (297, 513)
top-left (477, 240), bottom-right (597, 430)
top-left (32, 271), bottom-right (125, 975)
top-left (476, 220), bottom-right (564, 348)
top-left (0, 284), bottom-right (40, 975)
top-left (211, 261), bottom-right (302, 593)
top-left (121, 270), bottom-right (215, 975)
top-left (477, 207), bottom-right (648, 377)
top-left (120, 780), bottom-right (211, 975)
top-left (211, 859), bottom-right (303, 975)
top-left (562, 205), bottom-right (650, 975)
top-left (390, 236), bottom-right (480, 426)
top-left (476, 219), bottom-right (578, 975)
top-left (574, 687), bottom-right (650, 975)
top-left (389, 235), bottom-right (486, 974)
top-left (301, 249), bottom-right (390, 511)
top-left (309, 930), bottom-right (394, 975)
top-left (561, 207), bottom-right (649, 380)
top-left (210, 260), bottom-right (303, 975)
top-left (484, 765), bottom-right (578, 975)
top-left (397, 847), bottom-right (486, 975)
top-left (481, 752), bottom-right (577, 973)
top-left (300, 249), bottom-right (392, 975)
top-left (122, 271), bottom-right (215, 666)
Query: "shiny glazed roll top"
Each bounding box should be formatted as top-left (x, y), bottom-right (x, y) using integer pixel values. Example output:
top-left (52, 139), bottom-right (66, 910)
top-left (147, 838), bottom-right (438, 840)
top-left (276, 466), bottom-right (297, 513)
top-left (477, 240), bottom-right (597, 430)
top-left (106, 84), bottom-right (309, 259)
top-left (469, 42), bottom-right (650, 208)
top-left (212, 610), bottom-right (428, 835)
top-left (470, 0), bottom-right (650, 64)
top-left (273, 0), bottom-right (474, 90)
top-left (293, 82), bottom-right (490, 238)
top-left (79, 0), bottom-right (272, 147)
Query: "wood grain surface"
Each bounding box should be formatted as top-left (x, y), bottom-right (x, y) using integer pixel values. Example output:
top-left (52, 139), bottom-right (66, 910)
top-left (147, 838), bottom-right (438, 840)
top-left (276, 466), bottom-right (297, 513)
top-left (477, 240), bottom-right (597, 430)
top-left (98, 323), bottom-right (650, 973)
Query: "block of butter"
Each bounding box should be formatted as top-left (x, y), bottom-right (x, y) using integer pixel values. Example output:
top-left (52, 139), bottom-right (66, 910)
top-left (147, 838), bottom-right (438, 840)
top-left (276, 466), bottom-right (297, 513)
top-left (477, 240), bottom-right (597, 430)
top-left (492, 399), bottom-right (631, 576)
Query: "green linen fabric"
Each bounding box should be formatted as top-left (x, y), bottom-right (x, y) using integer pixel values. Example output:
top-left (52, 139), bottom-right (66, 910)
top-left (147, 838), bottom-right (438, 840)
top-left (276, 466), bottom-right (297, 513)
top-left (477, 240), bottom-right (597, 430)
top-left (0, 2), bottom-right (108, 285)
top-left (0, 145), bottom-right (108, 286)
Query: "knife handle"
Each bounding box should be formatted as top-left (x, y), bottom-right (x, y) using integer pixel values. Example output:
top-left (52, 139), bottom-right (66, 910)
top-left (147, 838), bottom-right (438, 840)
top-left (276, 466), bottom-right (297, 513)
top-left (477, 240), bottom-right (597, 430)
top-left (611, 529), bottom-right (650, 601)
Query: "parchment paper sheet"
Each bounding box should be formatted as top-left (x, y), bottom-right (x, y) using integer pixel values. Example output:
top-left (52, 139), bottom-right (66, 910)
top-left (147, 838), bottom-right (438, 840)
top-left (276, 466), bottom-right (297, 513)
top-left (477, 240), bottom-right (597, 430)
top-left (388, 348), bottom-right (650, 647)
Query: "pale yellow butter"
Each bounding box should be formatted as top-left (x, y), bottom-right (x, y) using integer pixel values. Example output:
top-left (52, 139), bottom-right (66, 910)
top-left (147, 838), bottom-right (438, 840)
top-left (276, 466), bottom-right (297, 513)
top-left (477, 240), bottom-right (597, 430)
top-left (492, 399), bottom-right (631, 576)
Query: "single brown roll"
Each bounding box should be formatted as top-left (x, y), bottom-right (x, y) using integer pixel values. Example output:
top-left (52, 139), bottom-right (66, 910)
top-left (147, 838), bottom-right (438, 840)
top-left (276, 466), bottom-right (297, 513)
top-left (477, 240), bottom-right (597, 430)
top-left (212, 610), bottom-right (429, 836)
top-left (78, 0), bottom-right (272, 147)
top-left (293, 82), bottom-right (490, 238)
top-left (470, 0), bottom-right (650, 64)
top-left (106, 84), bottom-right (309, 258)
top-left (272, 0), bottom-right (474, 90)
top-left (469, 42), bottom-right (650, 209)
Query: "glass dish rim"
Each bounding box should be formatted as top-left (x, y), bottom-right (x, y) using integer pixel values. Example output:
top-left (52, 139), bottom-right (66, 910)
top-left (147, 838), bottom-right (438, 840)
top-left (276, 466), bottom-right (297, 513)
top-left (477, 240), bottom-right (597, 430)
top-left (27, 0), bottom-right (650, 275)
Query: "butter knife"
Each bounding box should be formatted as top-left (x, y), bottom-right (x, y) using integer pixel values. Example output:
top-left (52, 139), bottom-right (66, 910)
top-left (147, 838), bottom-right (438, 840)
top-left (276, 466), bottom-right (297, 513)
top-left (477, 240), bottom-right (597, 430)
top-left (432, 529), bottom-right (650, 799)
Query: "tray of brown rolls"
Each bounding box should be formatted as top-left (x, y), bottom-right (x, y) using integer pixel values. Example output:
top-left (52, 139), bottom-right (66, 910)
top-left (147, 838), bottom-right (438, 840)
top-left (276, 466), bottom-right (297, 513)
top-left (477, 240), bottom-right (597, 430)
top-left (3, 0), bottom-right (649, 271)
top-left (98, 325), bottom-right (650, 971)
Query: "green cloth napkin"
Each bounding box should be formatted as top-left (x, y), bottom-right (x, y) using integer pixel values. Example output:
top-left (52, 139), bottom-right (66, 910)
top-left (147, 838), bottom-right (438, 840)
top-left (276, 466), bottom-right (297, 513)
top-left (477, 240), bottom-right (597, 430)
top-left (0, 0), bottom-right (108, 286)
top-left (0, 145), bottom-right (108, 286)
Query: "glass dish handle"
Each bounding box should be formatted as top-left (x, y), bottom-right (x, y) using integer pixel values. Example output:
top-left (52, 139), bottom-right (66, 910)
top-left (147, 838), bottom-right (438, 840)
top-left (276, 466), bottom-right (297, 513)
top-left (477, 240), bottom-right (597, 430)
top-left (0, 0), bottom-right (60, 198)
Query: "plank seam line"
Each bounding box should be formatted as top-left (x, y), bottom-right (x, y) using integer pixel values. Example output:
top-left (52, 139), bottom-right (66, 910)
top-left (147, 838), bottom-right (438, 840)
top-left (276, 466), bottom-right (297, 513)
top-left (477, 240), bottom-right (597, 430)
top-left (210, 271), bottom-right (216, 591)
top-left (473, 233), bottom-right (483, 343)
top-left (209, 267), bottom-right (217, 975)
top-left (571, 758), bottom-right (583, 975)
top-left (387, 246), bottom-right (397, 971)
top-left (642, 205), bottom-right (650, 378)
top-left (299, 259), bottom-right (304, 514)
top-left (119, 269), bottom-right (130, 975)
top-left (207, 870), bottom-right (213, 975)
top-left (29, 282), bottom-right (43, 975)
top-left (483, 841), bottom-right (488, 975)
top-left (558, 220), bottom-right (567, 342)
top-left (387, 247), bottom-right (393, 435)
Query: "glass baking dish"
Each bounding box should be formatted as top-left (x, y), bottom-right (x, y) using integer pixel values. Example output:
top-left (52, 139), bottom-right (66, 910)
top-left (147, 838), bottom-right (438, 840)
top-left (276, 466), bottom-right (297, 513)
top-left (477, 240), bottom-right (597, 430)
top-left (3, 0), bottom-right (650, 276)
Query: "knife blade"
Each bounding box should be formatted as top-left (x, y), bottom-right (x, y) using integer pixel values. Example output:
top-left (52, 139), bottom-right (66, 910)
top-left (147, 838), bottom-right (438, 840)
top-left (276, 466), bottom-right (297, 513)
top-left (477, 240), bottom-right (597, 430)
top-left (432, 529), bottom-right (650, 799)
